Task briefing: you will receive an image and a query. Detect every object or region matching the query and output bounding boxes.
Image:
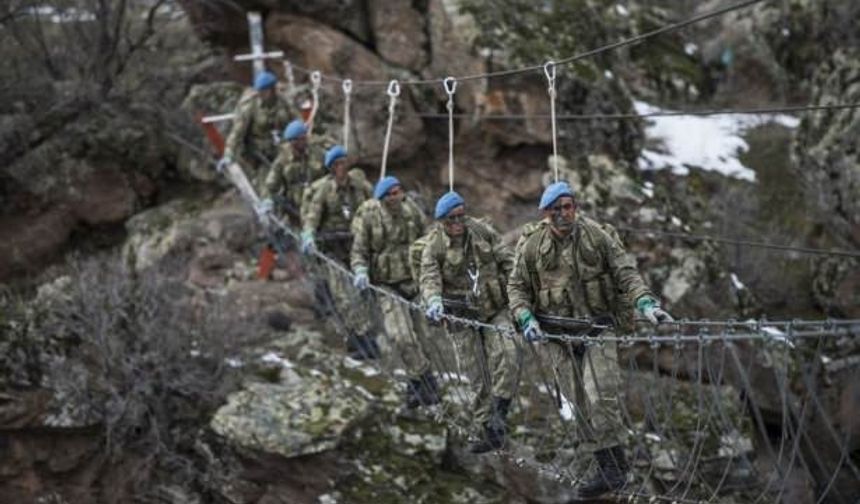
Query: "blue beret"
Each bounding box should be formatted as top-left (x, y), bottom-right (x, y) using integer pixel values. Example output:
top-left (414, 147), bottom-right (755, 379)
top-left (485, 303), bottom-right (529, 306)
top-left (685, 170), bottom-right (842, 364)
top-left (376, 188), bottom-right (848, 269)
top-left (325, 145), bottom-right (347, 169)
top-left (374, 176), bottom-right (401, 200)
top-left (253, 71), bottom-right (277, 91)
top-left (283, 119), bottom-right (308, 141)
top-left (434, 191), bottom-right (465, 219)
top-left (539, 181), bottom-right (575, 210)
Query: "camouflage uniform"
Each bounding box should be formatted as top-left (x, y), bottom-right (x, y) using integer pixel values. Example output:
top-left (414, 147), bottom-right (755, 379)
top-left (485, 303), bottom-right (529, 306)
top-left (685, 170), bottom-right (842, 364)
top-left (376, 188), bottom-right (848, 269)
top-left (419, 217), bottom-right (519, 426)
top-left (303, 169), bottom-right (373, 335)
top-left (508, 216), bottom-right (652, 452)
top-left (224, 90), bottom-right (295, 190)
top-left (350, 196), bottom-right (432, 378)
top-left (262, 136), bottom-right (330, 225)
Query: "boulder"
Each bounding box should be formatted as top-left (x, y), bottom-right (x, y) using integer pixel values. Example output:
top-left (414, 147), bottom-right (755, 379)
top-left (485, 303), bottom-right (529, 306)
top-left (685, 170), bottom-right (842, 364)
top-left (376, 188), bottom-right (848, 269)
top-left (210, 375), bottom-right (371, 459)
top-left (265, 14), bottom-right (425, 165)
top-left (368, 2), bottom-right (428, 71)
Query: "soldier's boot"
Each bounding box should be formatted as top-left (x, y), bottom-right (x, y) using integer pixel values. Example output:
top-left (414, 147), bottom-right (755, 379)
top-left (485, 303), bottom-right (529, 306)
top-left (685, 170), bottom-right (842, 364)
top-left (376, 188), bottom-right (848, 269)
top-left (347, 332), bottom-right (380, 361)
top-left (574, 445), bottom-right (629, 499)
top-left (406, 371), bottom-right (441, 409)
top-left (469, 396), bottom-right (512, 454)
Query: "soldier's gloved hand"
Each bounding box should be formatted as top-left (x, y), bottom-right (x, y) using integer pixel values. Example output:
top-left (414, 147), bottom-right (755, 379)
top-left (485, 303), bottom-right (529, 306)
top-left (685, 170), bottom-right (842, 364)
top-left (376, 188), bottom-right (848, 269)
top-left (518, 310), bottom-right (545, 343)
top-left (254, 198), bottom-right (274, 219)
top-left (425, 297), bottom-right (444, 323)
top-left (300, 230), bottom-right (316, 255)
top-left (216, 155), bottom-right (232, 173)
top-left (637, 296), bottom-right (674, 325)
top-left (353, 267), bottom-right (369, 291)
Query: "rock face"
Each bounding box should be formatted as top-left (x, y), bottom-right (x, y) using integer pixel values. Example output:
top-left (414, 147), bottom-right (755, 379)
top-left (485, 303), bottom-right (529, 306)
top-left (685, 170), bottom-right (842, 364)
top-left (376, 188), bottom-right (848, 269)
top-left (0, 107), bottom-right (164, 280)
top-left (790, 50), bottom-right (860, 317)
top-left (793, 50), bottom-right (860, 249)
top-left (211, 375), bottom-right (372, 459)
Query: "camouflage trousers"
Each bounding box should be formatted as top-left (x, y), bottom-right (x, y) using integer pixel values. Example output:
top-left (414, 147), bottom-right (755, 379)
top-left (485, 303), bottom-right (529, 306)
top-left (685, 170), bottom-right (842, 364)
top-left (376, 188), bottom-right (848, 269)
top-left (323, 261), bottom-right (371, 337)
top-left (448, 311), bottom-right (521, 426)
top-left (537, 333), bottom-right (625, 452)
top-left (377, 291), bottom-right (433, 379)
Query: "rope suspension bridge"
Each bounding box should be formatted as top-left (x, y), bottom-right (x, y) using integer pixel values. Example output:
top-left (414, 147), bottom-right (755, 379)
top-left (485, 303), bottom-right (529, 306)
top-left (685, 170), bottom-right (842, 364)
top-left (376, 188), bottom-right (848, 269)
top-left (193, 0), bottom-right (860, 502)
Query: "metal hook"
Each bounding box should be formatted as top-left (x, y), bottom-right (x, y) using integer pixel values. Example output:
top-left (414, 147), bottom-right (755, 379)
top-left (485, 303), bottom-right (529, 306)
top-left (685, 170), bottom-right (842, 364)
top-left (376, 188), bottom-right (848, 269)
top-left (543, 60), bottom-right (557, 86)
top-left (443, 76), bottom-right (457, 96)
top-left (342, 78), bottom-right (353, 95)
top-left (387, 79), bottom-right (401, 97)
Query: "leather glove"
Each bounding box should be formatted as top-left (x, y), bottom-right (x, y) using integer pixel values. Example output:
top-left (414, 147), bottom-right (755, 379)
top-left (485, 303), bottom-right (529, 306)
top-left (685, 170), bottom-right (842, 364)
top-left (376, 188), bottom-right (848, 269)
top-left (425, 297), bottom-right (444, 322)
top-left (353, 266), bottom-right (369, 291)
top-left (254, 198), bottom-right (274, 219)
top-left (216, 156), bottom-right (232, 173)
top-left (518, 310), bottom-right (545, 343)
top-left (637, 296), bottom-right (674, 325)
top-left (300, 230), bottom-right (316, 255)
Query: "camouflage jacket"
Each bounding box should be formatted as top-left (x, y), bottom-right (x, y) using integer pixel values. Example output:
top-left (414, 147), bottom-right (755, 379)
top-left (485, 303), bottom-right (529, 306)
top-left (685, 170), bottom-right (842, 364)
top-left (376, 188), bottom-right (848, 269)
top-left (508, 216), bottom-right (650, 332)
top-left (303, 169), bottom-right (372, 260)
top-left (262, 136), bottom-right (330, 219)
top-left (350, 197), bottom-right (426, 296)
top-left (224, 90), bottom-right (295, 166)
top-left (419, 217), bottom-right (514, 321)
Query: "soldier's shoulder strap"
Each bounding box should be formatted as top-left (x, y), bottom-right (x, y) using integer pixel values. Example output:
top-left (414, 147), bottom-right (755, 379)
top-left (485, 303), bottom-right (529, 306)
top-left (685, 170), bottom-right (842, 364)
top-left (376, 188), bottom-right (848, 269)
top-left (355, 198), bottom-right (383, 226)
top-left (237, 89), bottom-right (258, 108)
top-left (403, 196), bottom-right (426, 222)
top-left (311, 173), bottom-right (333, 193)
top-left (579, 215), bottom-right (623, 257)
top-left (519, 221), bottom-right (546, 288)
top-left (347, 168), bottom-right (368, 186)
top-left (465, 216), bottom-right (498, 244)
top-left (409, 228), bottom-right (443, 280)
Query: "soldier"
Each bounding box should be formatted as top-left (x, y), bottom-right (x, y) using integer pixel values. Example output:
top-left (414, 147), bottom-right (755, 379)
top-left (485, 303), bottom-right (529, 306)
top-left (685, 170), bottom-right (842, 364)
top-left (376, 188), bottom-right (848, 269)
top-left (420, 191), bottom-right (520, 453)
top-left (261, 119), bottom-right (329, 226)
top-left (350, 176), bottom-right (441, 409)
top-left (301, 145), bottom-right (377, 359)
top-left (219, 70), bottom-right (296, 188)
top-left (508, 181), bottom-right (673, 499)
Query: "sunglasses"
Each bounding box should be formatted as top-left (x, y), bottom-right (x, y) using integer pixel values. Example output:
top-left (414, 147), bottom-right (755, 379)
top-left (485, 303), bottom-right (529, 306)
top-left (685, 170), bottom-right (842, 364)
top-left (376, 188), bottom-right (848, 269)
top-left (551, 201), bottom-right (577, 212)
top-left (445, 214), bottom-right (466, 223)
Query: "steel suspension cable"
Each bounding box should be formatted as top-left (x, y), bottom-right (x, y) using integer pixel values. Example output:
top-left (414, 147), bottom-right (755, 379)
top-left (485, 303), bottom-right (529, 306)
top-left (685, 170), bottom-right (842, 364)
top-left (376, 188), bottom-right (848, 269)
top-left (412, 102), bottom-right (860, 120)
top-left (619, 226), bottom-right (860, 259)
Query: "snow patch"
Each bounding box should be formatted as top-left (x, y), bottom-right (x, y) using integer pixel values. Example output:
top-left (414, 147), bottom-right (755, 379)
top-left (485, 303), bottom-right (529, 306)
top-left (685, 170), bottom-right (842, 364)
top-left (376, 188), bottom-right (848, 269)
top-left (761, 326), bottom-right (795, 348)
top-left (224, 357), bottom-right (243, 368)
top-left (684, 42), bottom-right (698, 55)
top-left (615, 5), bottom-right (630, 16)
top-left (261, 352), bottom-right (294, 368)
top-left (730, 273), bottom-right (746, 291)
top-left (559, 396), bottom-right (577, 421)
top-left (635, 101), bottom-right (800, 182)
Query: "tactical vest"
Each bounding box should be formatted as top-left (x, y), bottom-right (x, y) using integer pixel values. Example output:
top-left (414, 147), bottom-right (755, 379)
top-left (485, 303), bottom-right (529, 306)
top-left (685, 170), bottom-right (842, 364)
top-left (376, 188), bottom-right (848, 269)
top-left (242, 94), bottom-right (293, 163)
top-left (520, 217), bottom-right (634, 332)
top-left (420, 218), bottom-right (508, 320)
top-left (281, 142), bottom-right (327, 214)
top-left (312, 170), bottom-right (370, 261)
top-left (359, 198), bottom-right (424, 292)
